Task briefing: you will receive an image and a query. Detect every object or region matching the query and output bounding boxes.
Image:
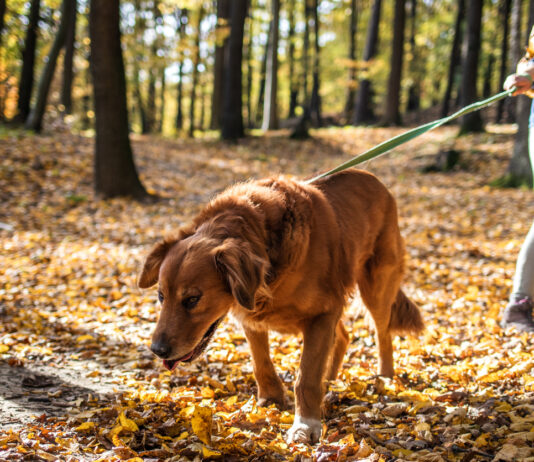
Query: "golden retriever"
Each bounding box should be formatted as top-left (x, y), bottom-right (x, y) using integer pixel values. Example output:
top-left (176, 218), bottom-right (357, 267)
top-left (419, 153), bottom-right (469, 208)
top-left (138, 169), bottom-right (423, 444)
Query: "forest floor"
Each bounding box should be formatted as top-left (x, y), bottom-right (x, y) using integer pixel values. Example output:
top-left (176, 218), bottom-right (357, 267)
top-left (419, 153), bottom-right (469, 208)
top-left (1, 125), bottom-right (534, 461)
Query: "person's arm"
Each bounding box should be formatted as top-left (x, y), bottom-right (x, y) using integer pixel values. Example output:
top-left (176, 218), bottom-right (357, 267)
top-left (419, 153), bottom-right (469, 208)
top-left (504, 60), bottom-right (534, 95)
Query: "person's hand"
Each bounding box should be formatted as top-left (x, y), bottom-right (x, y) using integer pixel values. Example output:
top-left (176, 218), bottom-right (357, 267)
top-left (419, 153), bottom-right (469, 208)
top-left (504, 73), bottom-right (533, 95)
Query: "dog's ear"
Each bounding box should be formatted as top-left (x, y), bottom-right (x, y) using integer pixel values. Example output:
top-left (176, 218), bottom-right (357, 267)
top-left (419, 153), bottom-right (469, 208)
top-left (213, 239), bottom-right (268, 310)
top-left (138, 237), bottom-right (178, 288)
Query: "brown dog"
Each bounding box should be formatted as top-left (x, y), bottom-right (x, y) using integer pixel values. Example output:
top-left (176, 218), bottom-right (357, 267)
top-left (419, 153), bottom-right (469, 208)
top-left (138, 169), bottom-right (424, 443)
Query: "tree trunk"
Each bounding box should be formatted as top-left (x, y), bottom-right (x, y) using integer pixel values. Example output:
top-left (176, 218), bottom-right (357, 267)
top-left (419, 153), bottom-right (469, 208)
top-left (245, 6), bottom-right (254, 128)
top-left (89, 0), bottom-right (148, 199)
top-left (0, 0), bottom-right (6, 50)
top-left (15, 0), bottom-right (41, 123)
top-left (134, 61), bottom-right (149, 134)
top-left (159, 67), bottom-right (166, 133)
top-left (25, 0), bottom-right (71, 132)
top-left (353, 0), bottom-right (382, 125)
top-left (507, 0), bottom-right (534, 186)
top-left (496, 0), bottom-right (512, 122)
top-left (211, 0), bottom-right (230, 130)
top-left (507, 0), bottom-right (523, 122)
top-left (302, 0), bottom-right (311, 106)
top-left (255, 20), bottom-right (271, 126)
top-left (189, 5), bottom-right (204, 138)
top-left (221, 0), bottom-right (247, 140)
top-left (261, 0), bottom-right (279, 131)
top-left (175, 8), bottom-right (187, 132)
top-left (406, 0), bottom-right (420, 112)
top-left (382, 0), bottom-right (406, 126)
top-left (309, 0), bottom-right (322, 127)
top-left (344, 0), bottom-right (357, 122)
top-left (287, 0), bottom-right (298, 118)
top-left (61, 0), bottom-right (77, 115)
top-left (459, 0), bottom-right (484, 134)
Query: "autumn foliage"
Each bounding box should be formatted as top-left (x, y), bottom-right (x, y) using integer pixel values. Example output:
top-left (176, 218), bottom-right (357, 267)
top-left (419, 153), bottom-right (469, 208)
top-left (1, 126), bottom-right (534, 461)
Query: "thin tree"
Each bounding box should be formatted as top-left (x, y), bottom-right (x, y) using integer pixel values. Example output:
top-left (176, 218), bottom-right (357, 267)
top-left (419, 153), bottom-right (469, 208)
top-left (221, 0), bottom-right (248, 140)
top-left (175, 8), bottom-right (188, 132)
top-left (406, 0), bottom-right (420, 112)
top-left (245, 5), bottom-right (254, 127)
top-left (382, 0), bottom-right (406, 126)
top-left (344, 0), bottom-right (357, 122)
top-left (458, 0), bottom-right (483, 134)
top-left (89, 0), bottom-right (148, 199)
top-left (211, 0), bottom-right (230, 130)
top-left (189, 5), bottom-right (204, 138)
top-left (0, 0), bottom-right (6, 49)
top-left (15, 0), bottom-right (41, 123)
top-left (496, 0), bottom-right (512, 122)
top-left (256, 20), bottom-right (271, 126)
top-left (158, 66), bottom-right (166, 133)
top-left (287, 0), bottom-right (298, 118)
top-left (133, 0), bottom-right (148, 133)
top-left (25, 0), bottom-right (71, 131)
top-left (261, 0), bottom-right (280, 131)
top-left (441, 0), bottom-right (464, 117)
top-left (309, 0), bottom-right (322, 127)
top-left (507, 0), bottom-right (523, 122)
top-left (353, 0), bottom-right (382, 125)
top-left (301, 0), bottom-right (311, 106)
top-left (146, 1), bottom-right (161, 133)
top-left (61, 0), bottom-right (77, 115)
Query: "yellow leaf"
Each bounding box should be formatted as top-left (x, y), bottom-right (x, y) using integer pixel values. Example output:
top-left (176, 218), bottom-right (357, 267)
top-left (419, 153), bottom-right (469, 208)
top-left (226, 395), bottom-right (238, 406)
top-left (201, 446), bottom-right (222, 458)
top-left (191, 405), bottom-right (212, 445)
top-left (201, 387), bottom-right (215, 398)
top-left (119, 412), bottom-right (139, 432)
top-left (75, 422), bottom-right (95, 432)
top-left (112, 433), bottom-right (124, 447)
top-left (0, 345), bottom-right (9, 354)
top-left (474, 433), bottom-right (489, 447)
top-left (76, 334), bottom-right (94, 343)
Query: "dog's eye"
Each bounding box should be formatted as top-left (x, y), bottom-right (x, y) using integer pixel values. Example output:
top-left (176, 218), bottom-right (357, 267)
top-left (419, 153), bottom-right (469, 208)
top-left (182, 296), bottom-right (200, 310)
top-left (158, 291), bottom-right (164, 303)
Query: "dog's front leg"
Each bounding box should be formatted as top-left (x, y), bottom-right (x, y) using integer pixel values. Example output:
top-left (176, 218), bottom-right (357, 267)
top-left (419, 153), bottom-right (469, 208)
top-left (287, 314), bottom-right (337, 444)
top-left (243, 327), bottom-right (287, 408)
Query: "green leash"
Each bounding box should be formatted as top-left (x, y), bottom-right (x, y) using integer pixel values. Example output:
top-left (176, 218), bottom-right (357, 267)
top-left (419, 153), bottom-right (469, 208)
top-left (306, 89), bottom-right (515, 184)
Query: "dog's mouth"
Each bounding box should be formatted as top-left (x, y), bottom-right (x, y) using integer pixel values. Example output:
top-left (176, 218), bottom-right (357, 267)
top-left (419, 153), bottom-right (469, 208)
top-left (162, 316), bottom-right (224, 371)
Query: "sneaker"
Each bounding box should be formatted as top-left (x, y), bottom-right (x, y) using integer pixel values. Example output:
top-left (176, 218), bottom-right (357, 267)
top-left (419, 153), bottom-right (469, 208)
top-left (501, 297), bottom-right (534, 332)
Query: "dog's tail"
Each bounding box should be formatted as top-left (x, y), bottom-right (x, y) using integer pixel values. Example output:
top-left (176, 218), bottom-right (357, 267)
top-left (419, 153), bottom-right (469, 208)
top-left (389, 289), bottom-right (424, 334)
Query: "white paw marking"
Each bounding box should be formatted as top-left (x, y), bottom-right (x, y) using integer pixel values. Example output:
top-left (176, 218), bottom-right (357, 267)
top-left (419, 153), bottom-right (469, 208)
top-left (286, 416), bottom-right (322, 444)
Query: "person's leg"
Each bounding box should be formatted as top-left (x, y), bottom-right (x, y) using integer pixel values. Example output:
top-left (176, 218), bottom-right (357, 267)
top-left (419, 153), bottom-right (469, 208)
top-left (502, 120), bottom-right (534, 331)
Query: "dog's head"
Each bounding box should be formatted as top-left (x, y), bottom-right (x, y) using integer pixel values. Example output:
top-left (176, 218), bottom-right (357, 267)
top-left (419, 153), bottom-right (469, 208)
top-left (138, 233), bottom-right (269, 370)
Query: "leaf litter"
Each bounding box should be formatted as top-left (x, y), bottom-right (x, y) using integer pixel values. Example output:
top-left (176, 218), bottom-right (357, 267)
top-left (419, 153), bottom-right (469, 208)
top-left (1, 126), bottom-right (534, 461)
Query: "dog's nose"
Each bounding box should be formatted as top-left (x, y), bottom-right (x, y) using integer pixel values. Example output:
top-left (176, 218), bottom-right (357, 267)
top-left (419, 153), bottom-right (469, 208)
top-left (150, 340), bottom-right (171, 358)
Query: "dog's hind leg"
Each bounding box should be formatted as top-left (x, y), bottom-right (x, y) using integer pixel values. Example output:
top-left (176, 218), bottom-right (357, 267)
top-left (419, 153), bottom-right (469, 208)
top-left (243, 327), bottom-right (287, 408)
top-left (357, 221), bottom-right (405, 378)
top-left (326, 320), bottom-right (349, 381)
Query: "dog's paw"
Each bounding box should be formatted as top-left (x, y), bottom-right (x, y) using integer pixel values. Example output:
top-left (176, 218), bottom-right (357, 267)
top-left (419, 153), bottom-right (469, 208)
top-left (286, 416), bottom-right (322, 444)
top-left (257, 393), bottom-right (291, 410)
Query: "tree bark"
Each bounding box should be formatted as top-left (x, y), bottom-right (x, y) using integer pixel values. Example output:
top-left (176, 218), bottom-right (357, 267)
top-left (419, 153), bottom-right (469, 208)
top-left (61, 0), bottom-right (77, 115)
top-left (189, 5), bottom-right (204, 138)
top-left (309, 0), bottom-right (322, 127)
top-left (482, 53), bottom-right (495, 98)
top-left (302, 0), bottom-right (311, 106)
top-left (255, 20), bottom-right (271, 126)
top-left (221, 0), bottom-right (247, 140)
top-left (245, 6), bottom-right (254, 128)
top-left (287, 0), bottom-right (298, 118)
top-left (89, 0), bottom-right (148, 199)
top-left (159, 66), bottom-right (166, 133)
top-left (25, 0), bottom-right (71, 132)
top-left (211, 0), bottom-right (230, 130)
top-left (507, 0), bottom-right (523, 122)
top-left (344, 0), bottom-right (357, 122)
top-left (353, 0), bottom-right (382, 125)
top-left (261, 0), bottom-right (279, 130)
top-left (0, 0), bottom-right (6, 50)
top-left (496, 0), bottom-right (512, 122)
top-left (16, 0), bottom-right (41, 123)
top-left (406, 0), bottom-right (420, 112)
top-left (175, 8), bottom-right (187, 132)
top-left (382, 0), bottom-right (406, 126)
top-left (459, 0), bottom-right (483, 134)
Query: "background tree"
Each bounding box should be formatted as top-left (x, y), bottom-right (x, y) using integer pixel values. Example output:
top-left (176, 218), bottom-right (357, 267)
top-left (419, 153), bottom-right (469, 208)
top-left (459, 0), bottom-right (483, 134)
top-left (175, 8), bottom-right (188, 132)
top-left (353, 0), bottom-right (382, 125)
top-left (287, 0), bottom-right (298, 118)
top-left (61, 0), bottom-right (77, 115)
top-left (496, 0), bottom-right (512, 122)
top-left (261, 0), bottom-right (280, 131)
top-left (189, 5), bottom-right (205, 137)
top-left (221, 0), bottom-right (247, 140)
top-left (90, 0), bottom-right (147, 199)
top-left (211, 0), bottom-right (230, 130)
top-left (15, 0), bottom-right (41, 123)
top-left (0, 0), bottom-right (6, 49)
top-left (382, 0), bottom-right (406, 126)
top-left (25, 0), bottom-right (71, 131)
top-left (344, 0), bottom-right (358, 122)
top-left (442, 0), bottom-right (464, 117)
top-left (309, 0), bottom-right (322, 126)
